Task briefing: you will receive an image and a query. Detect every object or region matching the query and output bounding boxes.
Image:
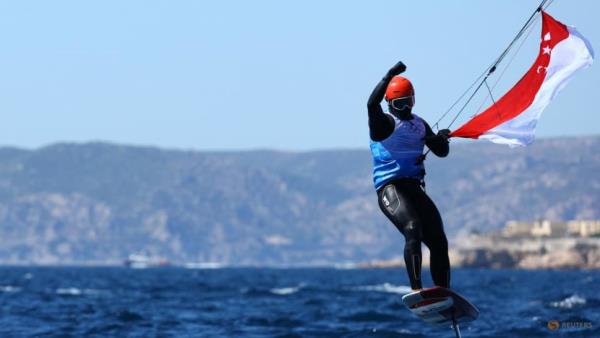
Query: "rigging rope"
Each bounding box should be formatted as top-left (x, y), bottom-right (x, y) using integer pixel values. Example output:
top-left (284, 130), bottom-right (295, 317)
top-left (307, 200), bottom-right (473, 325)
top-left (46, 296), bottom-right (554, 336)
top-left (432, 0), bottom-right (551, 131)
top-left (473, 0), bottom-right (556, 117)
top-left (474, 16), bottom-right (540, 114)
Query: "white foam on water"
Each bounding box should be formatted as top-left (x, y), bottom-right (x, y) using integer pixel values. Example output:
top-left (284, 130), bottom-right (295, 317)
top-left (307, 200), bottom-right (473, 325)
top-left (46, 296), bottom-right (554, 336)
top-left (397, 328), bottom-right (415, 334)
top-left (55, 287), bottom-right (103, 296)
top-left (270, 285), bottom-right (302, 295)
top-left (0, 285), bottom-right (22, 293)
top-left (270, 287), bottom-right (299, 295)
top-left (352, 283), bottom-right (412, 295)
top-left (550, 295), bottom-right (586, 309)
top-left (56, 287), bottom-right (82, 295)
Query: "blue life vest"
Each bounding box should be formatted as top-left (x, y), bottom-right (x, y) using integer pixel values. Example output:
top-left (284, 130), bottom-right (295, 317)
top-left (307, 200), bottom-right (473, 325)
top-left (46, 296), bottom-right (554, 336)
top-left (370, 113), bottom-right (426, 190)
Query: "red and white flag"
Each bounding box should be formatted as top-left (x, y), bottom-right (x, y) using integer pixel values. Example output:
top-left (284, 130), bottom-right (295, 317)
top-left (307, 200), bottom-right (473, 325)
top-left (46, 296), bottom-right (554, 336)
top-left (451, 11), bottom-right (594, 146)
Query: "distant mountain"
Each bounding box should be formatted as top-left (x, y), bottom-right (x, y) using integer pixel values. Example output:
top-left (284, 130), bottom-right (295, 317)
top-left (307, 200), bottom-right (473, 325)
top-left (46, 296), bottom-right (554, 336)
top-left (0, 136), bottom-right (597, 265)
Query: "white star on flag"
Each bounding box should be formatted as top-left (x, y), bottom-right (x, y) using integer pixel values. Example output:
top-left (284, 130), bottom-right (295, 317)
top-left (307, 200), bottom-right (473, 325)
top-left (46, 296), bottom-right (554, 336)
top-left (543, 46), bottom-right (552, 54)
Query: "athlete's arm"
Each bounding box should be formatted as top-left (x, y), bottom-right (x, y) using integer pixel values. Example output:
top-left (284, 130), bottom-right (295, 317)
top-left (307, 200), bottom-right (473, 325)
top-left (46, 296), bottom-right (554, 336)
top-left (367, 61), bottom-right (406, 141)
top-left (424, 122), bottom-right (450, 157)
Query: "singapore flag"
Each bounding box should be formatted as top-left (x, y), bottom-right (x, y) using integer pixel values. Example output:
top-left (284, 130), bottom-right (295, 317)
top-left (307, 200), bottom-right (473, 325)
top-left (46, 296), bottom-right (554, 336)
top-left (451, 11), bottom-right (594, 147)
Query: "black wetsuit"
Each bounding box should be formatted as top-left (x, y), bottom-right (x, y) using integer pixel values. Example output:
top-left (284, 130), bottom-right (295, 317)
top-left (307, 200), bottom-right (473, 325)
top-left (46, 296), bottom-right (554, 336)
top-left (367, 69), bottom-right (451, 290)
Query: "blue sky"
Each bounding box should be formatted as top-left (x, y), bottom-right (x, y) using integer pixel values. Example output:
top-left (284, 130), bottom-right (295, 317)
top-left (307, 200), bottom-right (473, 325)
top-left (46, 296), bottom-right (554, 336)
top-left (0, 0), bottom-right (597, 150)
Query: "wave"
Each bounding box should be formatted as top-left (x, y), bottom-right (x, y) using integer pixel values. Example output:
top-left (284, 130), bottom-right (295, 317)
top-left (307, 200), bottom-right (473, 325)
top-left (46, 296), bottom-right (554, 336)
top-left (351, 283), bottom-right (412, 295)
top-left (0, 285), bottom-right (21, 293)
top-left (550, 294), bottom-right (586, 309)
top-left (270, 285), bottom-right (303, 295)
top-left (56, 288), bottom-right (106, 296)
top-left (56, 287), bottom-right (83, 296)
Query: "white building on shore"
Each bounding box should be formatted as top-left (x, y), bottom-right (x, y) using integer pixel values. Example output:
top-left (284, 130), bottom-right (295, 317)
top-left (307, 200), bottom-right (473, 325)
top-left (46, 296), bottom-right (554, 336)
top-left (502, 220), bottom-right (600, 238)
top-left (567, 220), bottom-right (600, 237)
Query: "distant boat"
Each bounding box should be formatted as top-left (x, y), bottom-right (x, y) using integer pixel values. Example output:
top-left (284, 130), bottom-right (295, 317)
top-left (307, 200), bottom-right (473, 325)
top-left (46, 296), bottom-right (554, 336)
top-left (123, 254), bottom-right (170, 269)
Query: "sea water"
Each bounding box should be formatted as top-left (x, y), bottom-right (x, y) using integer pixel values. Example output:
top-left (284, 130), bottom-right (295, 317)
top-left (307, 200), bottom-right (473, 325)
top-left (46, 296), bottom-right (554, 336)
top-left (0, 267), bottom-right (598, 337)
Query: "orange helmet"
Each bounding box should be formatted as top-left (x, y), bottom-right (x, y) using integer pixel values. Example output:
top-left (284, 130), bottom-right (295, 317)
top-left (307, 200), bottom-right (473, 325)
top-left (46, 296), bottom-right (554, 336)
top-left (385, 76), bottom-right (415, 102)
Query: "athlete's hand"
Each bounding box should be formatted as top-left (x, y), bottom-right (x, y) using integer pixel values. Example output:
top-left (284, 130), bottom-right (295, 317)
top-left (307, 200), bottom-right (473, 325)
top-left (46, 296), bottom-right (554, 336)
top-left (424, 129), bottom-right (451, 142)
top-left (437, 129), bottom-right (451, 141)
top-left (387, 61), bottom-right (406, 76)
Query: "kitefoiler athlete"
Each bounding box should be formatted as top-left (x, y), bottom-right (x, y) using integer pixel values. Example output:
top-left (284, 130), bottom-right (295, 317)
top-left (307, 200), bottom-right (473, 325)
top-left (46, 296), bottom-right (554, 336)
top-left (367, 61), bottom-right (451, 291)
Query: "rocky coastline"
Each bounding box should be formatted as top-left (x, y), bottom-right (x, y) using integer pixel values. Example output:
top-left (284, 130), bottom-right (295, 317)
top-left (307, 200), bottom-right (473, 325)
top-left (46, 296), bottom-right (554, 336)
top-left (359, 236), bottom-right (600, 269)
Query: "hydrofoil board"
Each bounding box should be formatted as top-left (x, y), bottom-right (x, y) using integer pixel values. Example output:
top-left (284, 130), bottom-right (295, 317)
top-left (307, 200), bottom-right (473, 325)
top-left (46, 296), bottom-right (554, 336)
top-left (401, 286), bottom-right (479, 325)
